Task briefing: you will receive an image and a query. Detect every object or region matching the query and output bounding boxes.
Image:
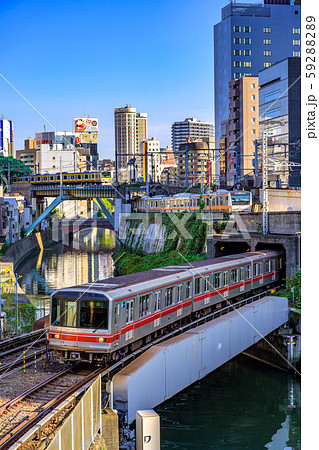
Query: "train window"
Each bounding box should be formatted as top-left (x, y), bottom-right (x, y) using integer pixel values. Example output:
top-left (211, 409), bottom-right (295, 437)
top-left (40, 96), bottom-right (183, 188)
top-left (63, 175), bottom-right (67, 180)
top-left (223, 272), bottom-right (228, 286)
top-left (204, 275), bottom-right (210, 292)
top-left (259, 262), bottom-right (264, 274)
top-left (154, 291), bottom-right (161, 311)
top-left (253, 263), bottom-right (259, 277)
top-left (80, 301), bottom-right (108, 329)
top-left (165, 287), bottom-right (174, 307)
top-left (240, 267), bottom-right (245, 281)
top-left (195, 278), bottom-right (201, 295)
top-left (213, 272), bottom-right (221, 288)
top-left (271, 259), bottom-right (276, 271)
top-left (139, 295), bottom-right (150, 317)
top-left (265, 260), bottom-right (271, 273)
top-left (64, 300), bottom-right (77, 327)
top-left (51, 297), bottom-right (61, 326)
top-left (177, 285), bottom-right (182, 303)
top-left (126, 300), bottom-right (134, 323)
top-left (185, 281), bottom-right (192, 299)
top-left (246, 265), bottom-right (251, 279)
top-left (230, 269), bottom-right (238, 284)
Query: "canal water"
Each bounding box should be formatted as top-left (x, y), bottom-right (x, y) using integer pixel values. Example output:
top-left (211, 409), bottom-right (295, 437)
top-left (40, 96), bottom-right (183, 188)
top-left (17, 232), bottom-right (301, 448)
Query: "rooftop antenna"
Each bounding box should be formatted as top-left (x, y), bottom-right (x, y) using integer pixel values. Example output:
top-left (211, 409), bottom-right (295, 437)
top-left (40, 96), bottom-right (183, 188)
top-left (44, 124), bottom-right (46, 132)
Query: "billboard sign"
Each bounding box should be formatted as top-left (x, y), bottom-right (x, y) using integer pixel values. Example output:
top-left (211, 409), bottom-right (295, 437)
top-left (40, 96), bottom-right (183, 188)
top-left (74, 117), bottom-right (98, 133)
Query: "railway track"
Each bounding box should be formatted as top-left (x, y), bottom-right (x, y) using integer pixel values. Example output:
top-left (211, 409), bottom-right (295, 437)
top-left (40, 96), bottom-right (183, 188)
top-left (1, 288), bottom-right (280, 449)
top-left (0, 330), bottom-right (47, 354)
top-left (0, 342), bottom-right (47, 377)
top-left (0, 363), bottom-right (102, 449)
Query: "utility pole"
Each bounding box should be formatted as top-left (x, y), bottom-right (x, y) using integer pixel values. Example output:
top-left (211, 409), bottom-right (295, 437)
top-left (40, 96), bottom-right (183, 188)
top-left (262, 131), bottom-right (268, 235)
top-left (15, 273), bottom-right (18, 334)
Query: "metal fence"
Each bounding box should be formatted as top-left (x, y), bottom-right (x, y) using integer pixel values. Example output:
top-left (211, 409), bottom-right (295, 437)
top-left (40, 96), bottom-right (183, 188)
top-left (47, 375), bottom-right (101, 450)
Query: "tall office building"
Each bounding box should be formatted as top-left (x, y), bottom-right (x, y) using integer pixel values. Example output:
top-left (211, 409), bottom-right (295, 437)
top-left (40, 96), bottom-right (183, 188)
top-left (227, 74), bottom-right (259, 186)
top-left (171, 118), bottom-right (214, 156)
top-left (258, 57), bottom-right (301, 187)
top-left (16, 138), bottom-right (37, 173)
top-left (214, 0), bottom-right (301, 174)
top-left (114, 105), bottom-right (147, 180)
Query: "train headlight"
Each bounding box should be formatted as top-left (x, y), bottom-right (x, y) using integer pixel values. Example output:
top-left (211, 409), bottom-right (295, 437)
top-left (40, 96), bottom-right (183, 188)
top-left (52, 334), bottom-right (60, 339)
top-left (97, 337), bottom-right (107, 343)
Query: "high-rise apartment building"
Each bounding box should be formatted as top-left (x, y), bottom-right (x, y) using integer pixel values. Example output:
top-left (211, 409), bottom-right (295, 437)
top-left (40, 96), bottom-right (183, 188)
top-left (258, 57), bottom-right (301, 187)
top-left (114, 106), bottom-right (148, 180)
top-left (171, 118), bottom-right (214, 156)
top-left (227, 74), bottom-right (259, 186)
top-left (214, 1), bottom-right (301, 172)
top-left (178, 139), bottom-right (214, 187)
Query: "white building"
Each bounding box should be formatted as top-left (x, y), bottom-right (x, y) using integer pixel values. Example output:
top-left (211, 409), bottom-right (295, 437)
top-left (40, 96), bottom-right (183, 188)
top-left (0, 119), bottom-right (14, 157)
top-left (36, 144), bottom-right (83, 174)
top-left (138, 138), bottom-right (161, 182)
top-left (171, 118), bottom-right (214, 155)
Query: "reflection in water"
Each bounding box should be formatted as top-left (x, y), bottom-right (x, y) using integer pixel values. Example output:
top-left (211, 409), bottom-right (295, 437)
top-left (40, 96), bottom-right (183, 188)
top-left (18, 229), bottom-right (115, 315)
top-left (156, 355), bottom-right (301, 449)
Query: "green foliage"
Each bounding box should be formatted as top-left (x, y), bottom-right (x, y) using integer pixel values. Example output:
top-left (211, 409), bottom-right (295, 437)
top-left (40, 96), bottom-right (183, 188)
top-left (256, 223), bottom-right (263, 234)
top-left (3, 296), bottom-right (37, 334)
top-left (275, 270), bottom-right (301, 309)
top-left (0, 242), bottom-right (11, 256)
top-left (20, 226), bottom-right (27, 239)
top-left (213, 220), bottom-right (227, 234)
top-left (114, 211), bottom-right (208, 276)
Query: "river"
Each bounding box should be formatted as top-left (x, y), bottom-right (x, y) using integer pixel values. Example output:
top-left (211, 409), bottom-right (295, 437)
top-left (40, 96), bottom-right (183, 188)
top-left (17, 232), bottom-right (301, 449)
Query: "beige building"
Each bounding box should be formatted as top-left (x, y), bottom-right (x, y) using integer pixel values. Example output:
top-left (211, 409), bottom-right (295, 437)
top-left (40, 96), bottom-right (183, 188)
top-left (114, 105), bottom-right (148, 180)
top-left (227, 74), bottom-right (259, 186)
top-left (16, 138), bottom-right (37, 173)
top-left (178, 139), bottom-right (215, 187)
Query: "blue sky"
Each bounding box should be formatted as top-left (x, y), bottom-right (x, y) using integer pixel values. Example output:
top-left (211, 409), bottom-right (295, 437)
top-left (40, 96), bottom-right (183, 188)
top-left (1, 0), bottom-right (256, 159)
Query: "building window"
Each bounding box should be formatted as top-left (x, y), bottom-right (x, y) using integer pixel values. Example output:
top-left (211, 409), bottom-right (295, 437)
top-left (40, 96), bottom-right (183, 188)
top-left (251, 117), bottom-right (256, 123)
top-left (293, 51), bottom-right (301, 57)
top-left (293, 39), bottom-right (300, 45)
top-left (251, 106), bottom-right (256, 112)
top-left (252, 129), bottom-right (256, 134)
top-left (251, 83), bottom-right (255, 89)
top-left (264, 62), bottom-right (271, 68)
top-left (234, 72), bottom-right (241, 78)
top-left (293, 28), bottom-right (300, 34)
top-left (244, 50), bottom-right (251, 56)
top-left (234, 49), bottom-right (241, 56)
top-left (243, 38), bottom-right (251, 44)
top-left (251, 94), bottom-right (255, 100)
top-left (263, 27), bottom-right (271, 33)
top-left (264, 39), bottom-right (271, 45)
top-left (244, 61), bottom-right (251, 67)
top-left (234, 38), bottom-right (241, 44)
top-left (233, 26), bottom-right (241, 32)
top-left (244, 26), bottom-right (251, 33)
top-left (252, 140), bottom-right (255, 146)
top-left (264, 89), bottom-right (281, 102)
top-left (234, 61), bottom-right (241, 67)
top-left (264, 50), bottom-right (271, 56)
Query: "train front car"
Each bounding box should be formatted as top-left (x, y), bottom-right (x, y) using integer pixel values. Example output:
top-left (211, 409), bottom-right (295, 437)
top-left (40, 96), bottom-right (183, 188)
top-left (230, 190), bottom-right (252, 212)
top-left (49, 288), bottom-right (112, 363)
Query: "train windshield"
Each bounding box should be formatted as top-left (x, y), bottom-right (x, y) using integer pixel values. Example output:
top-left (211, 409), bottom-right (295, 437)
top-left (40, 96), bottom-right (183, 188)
top-left (231, 192), bottom-right (251, 205)
top-left (51, 293), bottom-right (108, 329)
top-left (80, 301), bottom-right (108, 329)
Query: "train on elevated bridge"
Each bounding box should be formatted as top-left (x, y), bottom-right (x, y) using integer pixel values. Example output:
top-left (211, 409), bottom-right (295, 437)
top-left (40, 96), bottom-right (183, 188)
top-left (49, 249), bottom-right (284, 364)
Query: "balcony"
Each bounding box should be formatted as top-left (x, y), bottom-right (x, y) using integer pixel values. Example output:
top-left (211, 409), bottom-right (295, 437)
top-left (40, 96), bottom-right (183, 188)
top-left (229, 110), bottom-right (240, 120)
top-left (229, 99), bottom-right (240, 109)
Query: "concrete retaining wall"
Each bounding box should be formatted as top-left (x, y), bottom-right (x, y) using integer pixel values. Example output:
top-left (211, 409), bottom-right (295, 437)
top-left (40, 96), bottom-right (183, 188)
top-left (3, 228), bottom-right (54, 271)
top-left (237, 211), bottom-right (301, 235)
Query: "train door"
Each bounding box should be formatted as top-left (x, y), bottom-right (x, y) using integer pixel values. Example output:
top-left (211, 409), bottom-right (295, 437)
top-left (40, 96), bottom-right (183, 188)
top-left (114, 303), bottom-right (120, 341)
top-left (223, 271), bottom-right (229, 298)
top-left (125, 299), bottom-right (134, 341)
top-left (240, 267), bottom-right (245, 292)
top-left (154, 291), bottom-right (161, 327)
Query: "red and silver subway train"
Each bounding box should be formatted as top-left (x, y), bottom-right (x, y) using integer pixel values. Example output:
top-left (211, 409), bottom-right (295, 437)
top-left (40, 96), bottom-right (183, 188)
top-left (48, 250), bottom-right (284, 363)
top-left (132, 190), bottom-right (252, 214)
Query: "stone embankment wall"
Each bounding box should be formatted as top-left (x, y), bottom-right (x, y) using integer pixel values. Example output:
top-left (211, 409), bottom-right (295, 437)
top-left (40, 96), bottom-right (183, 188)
top-left (120, 221), bottom-right (166, 254)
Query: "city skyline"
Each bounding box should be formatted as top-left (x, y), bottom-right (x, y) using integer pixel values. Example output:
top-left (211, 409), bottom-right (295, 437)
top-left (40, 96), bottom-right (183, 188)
top-left (0, 0), bottom-right (261, 159)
